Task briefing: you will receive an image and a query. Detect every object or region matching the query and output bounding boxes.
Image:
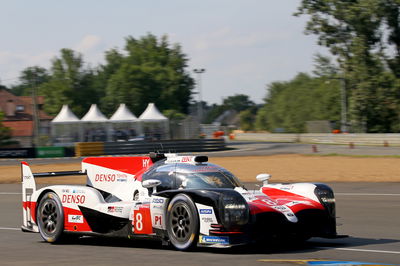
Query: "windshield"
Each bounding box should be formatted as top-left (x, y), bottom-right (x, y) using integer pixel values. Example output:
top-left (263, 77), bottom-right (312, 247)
top-left (175, 164), bottom-right (243, 189)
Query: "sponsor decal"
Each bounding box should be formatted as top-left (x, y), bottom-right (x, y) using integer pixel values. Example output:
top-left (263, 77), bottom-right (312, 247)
top-left (23, 175), bottom-right (31, 180)
top-left (273, 206), bottom-right (288, 212)
top-left (201, 217), bottom-right (213, 223)
top-left (199, 235), bottom-right (229, 245)
top-left (72, 189), bottom-right (85, 194)
top-left (154, 215), bottom-right (162, 226)
top-left (95, 174), bottom-right (116, 182)
top-left (200, 209), bottom-right (212, 214)
top-left (142, 159), bottom-right (150, 168)
top-left (285, 201), bottom-right (313, 207)
top-left (152, 198), bottom-right (165, 204)
top-left (68, 215), bottom-right (84, 223)
top-left (260, 198), bottom-right (277, 206)
top-left (181, 156), bottom-right (192, 163)
top-left (116, 173), bottom-right (128, 182)
top-left (62, 189), bottom-right (70, 193)
top-left (0, 150), bottom-right (28, 157)
top-left (62, 194), bottom-right (86, 204)
top-left (107, 206), bottom-right (123, 213)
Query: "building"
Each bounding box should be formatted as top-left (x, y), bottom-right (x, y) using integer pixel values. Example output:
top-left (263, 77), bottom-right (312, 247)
top-left (0, 88), bottom-right (53, 147)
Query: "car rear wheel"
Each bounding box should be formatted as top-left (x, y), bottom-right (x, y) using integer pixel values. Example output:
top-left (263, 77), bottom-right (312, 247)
top-left (37, 192), bottom-right (65, 243)
top-left (166, 194), bottom-right (199, 251)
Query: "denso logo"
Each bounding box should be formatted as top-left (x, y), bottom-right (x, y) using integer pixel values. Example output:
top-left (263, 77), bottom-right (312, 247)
top-left (200, 209), bottom-right (212, 214)
top-left (152, 198), bottom-right (165, 204)
top-left (95, 174), bottom-right (116, 182)
top-left (62, 194), bottom-right (86, 204)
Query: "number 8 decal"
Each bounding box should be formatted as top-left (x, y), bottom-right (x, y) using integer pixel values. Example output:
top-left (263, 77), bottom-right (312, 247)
top-left (133, 208), bottom-right (152, 234)
top-left (135, 212), bottom-right (143, 231)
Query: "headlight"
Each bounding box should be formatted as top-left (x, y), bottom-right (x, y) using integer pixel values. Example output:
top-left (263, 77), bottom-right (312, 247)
top-left (314, 184), bottom-right (336, 218)
top-left (219, 192), bottom-right (249, 228)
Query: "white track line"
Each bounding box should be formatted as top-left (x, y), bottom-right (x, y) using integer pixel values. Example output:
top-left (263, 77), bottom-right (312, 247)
top-left (0, 192), bottom-right (21, 195)
top-left (336, 193), bottom-right (400, 196)
top-left (319, 247), bottom-right (400, 255)
top-left (0, 227), bottom-right (20, 231)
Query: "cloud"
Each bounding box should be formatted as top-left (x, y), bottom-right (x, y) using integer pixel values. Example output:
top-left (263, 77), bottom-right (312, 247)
top-left (74, 34), bottom-right (102, 53)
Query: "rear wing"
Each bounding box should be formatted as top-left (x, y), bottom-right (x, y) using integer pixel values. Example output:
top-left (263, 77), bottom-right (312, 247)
top-left (30, 170), bottom-right (86, 178)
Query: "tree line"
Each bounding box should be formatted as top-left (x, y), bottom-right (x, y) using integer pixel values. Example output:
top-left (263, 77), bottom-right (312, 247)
top-left (7, 33), bottom-right (194, 118)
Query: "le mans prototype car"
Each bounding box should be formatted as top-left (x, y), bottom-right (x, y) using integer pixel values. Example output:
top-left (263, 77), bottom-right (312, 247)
top-left (21, 153), bottom-right (343, 250)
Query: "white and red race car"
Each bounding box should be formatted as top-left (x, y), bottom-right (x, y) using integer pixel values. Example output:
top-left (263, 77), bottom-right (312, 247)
top-left (22, 153), bottom-right (344, 250)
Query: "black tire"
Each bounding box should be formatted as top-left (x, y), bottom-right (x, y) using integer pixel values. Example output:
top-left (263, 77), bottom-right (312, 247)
top-left (166, 194), bottom-right (199, 251)
top-left (37, 192), bottom-right (65, 243)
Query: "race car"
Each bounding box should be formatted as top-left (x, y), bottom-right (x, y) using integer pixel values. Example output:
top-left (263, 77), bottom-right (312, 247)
top-left (21, 153), bottom-right (344, 250)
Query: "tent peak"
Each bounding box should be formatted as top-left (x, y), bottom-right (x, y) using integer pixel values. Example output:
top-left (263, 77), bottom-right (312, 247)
top-left (51, 104), bottom-right (79, 123)
top-left (81, 104), bottom-right (108, 122)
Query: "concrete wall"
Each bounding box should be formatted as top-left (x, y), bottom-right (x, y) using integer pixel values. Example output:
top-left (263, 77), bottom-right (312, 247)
top-left (234, 133), bottom-right (400, 146)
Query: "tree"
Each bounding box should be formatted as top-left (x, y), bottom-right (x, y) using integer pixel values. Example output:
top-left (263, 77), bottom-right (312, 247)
top-left (222, 94), bottom-right (255, 112)
top-left (296, 0), bottom-right (400, 132)
top-left (203, 94), bottom-right (256, 124)
top-left (39, 49), bottom-right (98, 116)
top-left (0, 112), bottom-right (16, 147)
top-left (11, 66), bottom-right (49, 96)
top-left (102, 34), bottom-right (194, 116)
top-left (239, 109), bottom-right (256, 131)
top-left (256, 73), bottom-right (341, 133)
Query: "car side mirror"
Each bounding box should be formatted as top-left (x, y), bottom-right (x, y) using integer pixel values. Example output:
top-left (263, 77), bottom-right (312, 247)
top-left (142, 179), bottom-right (161, 188)
top-left (256, 173), bottom-right (271, 186)
top-left (142, 179), bottom-right (161, 194)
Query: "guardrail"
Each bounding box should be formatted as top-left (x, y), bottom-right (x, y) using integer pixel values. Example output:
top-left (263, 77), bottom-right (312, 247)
top-left (234, 133), bottom-right (400, 146)
top-left (102, 139), bottom-right (226, 156)
top-left (0, 139), bottom-right (226, 158)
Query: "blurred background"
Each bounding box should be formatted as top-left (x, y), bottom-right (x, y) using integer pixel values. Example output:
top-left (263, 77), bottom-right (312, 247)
top-left (1, 0), bottom-right (400, 157)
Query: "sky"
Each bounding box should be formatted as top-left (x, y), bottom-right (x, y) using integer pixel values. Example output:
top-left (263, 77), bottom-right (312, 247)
top-left (0, 0), bottom-right (327, 104)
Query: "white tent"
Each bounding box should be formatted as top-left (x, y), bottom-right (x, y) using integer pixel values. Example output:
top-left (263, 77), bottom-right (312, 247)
top-left (81, 104), bottom-right (109, 142)
top-left (109, 104), bottom-right (143, 141)
top-left (52, 104), bottom-right (80, 123)
top-left (81, 104), bottom-right (108, 122)
top-left (139, 103), bottom-right (168, 121)
top-left (139, 103), bottom-right (169, 140)
top-left (51, 105), bottom-right (81, 145)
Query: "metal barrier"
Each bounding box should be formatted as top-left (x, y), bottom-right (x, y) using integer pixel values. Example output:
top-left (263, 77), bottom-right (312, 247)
top-left (103, 139), bottom-right (226, 156)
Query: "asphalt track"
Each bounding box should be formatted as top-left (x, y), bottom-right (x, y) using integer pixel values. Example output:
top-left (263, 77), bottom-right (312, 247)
top-left (0, 142), bottom-right (399, 265)
top-left (1, 183), bottom-right (400, 265)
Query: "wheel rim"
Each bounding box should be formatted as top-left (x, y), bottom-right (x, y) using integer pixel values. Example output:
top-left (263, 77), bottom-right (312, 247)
top-left (171, 203), bottom-right (192, 242)
top-left (40, 201), bottom-right (58, 234)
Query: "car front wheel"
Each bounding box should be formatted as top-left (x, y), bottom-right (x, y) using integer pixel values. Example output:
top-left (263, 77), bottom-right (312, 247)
top-left (166, 194), bottom-right (199, 251)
